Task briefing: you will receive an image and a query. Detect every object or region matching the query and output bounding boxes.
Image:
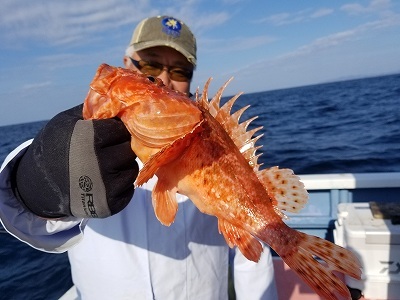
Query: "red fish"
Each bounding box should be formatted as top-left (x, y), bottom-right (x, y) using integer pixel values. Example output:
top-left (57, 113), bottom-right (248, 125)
top-left (83, 64), bottom-right (362, 300)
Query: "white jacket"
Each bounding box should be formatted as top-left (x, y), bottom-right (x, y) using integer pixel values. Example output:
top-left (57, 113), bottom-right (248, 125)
top-left (0, 141), bottom-right (277, 300)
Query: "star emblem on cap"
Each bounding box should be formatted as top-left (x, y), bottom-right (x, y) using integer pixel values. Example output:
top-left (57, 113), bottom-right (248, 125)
top-left (162, 17), bottom-right (182, 37)
top-left (165, 18), bottom-right (179, 29)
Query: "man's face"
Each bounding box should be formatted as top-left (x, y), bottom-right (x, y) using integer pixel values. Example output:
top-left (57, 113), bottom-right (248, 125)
top-left (124, 46), bottom-right (194, 95)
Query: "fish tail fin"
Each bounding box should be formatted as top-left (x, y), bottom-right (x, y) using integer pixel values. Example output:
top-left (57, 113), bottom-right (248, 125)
top-left (276, 231), bottom-right (362, 300)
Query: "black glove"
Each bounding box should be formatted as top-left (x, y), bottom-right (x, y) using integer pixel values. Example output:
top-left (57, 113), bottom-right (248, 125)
top-left (12, 104), bottom-right (138, 219)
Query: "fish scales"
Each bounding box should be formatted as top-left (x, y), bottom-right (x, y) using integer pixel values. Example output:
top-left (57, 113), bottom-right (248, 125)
top-left (83, 64), bottom-right (362, 300)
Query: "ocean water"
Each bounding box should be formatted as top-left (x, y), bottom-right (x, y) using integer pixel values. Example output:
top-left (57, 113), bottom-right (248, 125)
top-left (0, 73), bottom-right (399, 299)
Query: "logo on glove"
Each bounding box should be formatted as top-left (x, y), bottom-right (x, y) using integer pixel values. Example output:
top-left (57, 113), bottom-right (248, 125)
top-left (79, 175), bottom-right (93, 192)
top-left (79, 175), bottom-right (98, 217)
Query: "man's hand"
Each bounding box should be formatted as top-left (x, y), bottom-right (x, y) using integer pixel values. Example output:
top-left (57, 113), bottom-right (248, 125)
top-left (12, 104), bottom-right (138, 219)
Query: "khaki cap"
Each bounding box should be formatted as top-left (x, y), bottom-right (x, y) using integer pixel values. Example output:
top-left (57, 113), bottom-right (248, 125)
top-left (130, 16), bottom-right (197, 66)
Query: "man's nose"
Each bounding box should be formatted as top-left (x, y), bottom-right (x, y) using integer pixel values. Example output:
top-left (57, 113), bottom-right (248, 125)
top-left (157, 70), bottom-right (172, 88)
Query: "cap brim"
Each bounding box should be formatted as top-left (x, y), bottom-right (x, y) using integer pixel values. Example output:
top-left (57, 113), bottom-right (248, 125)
top-left (133, 40), bottom-right (196, 66)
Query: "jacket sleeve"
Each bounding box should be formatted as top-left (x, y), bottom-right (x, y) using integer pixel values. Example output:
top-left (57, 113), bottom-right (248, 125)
top-left (0, 141), bottom-right (87, 253)
top-left (232, 245), bottom-right (278, 300)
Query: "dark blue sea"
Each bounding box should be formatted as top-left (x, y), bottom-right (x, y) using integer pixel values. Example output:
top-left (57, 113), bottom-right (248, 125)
top-left (0, 73), bottom-right (399, 299)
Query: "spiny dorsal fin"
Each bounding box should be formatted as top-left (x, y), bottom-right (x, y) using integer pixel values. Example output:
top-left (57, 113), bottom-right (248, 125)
top-left (256, 166), bottom-right (308, 214)
top-left (196, 78), bottom-right (264, 170)
top-left (196, 79), bottom-right (308, 216)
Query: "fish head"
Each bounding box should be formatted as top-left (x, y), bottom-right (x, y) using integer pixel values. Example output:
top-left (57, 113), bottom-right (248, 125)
top-left (83, 63), bottom-right (166, 120)
top-left (83, 63), bottom-right (203, 163)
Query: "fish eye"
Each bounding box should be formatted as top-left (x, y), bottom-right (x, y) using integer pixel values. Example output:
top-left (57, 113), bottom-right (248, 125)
top-left (147, 76), bottom-right (156, 83)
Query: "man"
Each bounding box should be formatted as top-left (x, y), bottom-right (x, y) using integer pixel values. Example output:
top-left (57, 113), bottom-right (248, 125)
top-left (0, 16), bottom-right (277, 299)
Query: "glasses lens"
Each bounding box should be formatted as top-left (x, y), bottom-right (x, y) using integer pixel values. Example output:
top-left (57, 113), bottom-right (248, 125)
top-left (169, 68), bottom-right (193, 82)
top-left (131, 58), bottom-right (192, 82)
top-left (138, 61), bottom-right (163, 77)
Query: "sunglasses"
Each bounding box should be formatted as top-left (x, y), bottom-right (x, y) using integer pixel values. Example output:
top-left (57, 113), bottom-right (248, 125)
top-left (130, 58), bottom-right (193, 82)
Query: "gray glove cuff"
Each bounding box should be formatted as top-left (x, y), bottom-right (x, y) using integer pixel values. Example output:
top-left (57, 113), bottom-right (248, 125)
top-left (69, 120), bottom-right (110, 217)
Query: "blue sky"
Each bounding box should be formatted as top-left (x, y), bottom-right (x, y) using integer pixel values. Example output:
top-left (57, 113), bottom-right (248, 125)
top-left (1, 0), bottom-right (399, 126)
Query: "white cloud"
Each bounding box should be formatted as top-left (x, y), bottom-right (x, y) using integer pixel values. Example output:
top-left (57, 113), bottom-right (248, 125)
top-left (275, 16), bottom-right (400, 61)
top-left (256, 7), bottom-right (333, 26)
top-left (0, 0), bottom-right (157, 46)
top-left (221, 0), bottom-right (247, 4)
top-left (35, 53), bottom-right (93, 69)
top-left (224, 14), bottom-right (400, 87)
top-left (0, 0), bottom-right (233, 48)
top-left (341, 0), bottom-right (392, 15)
top-left (260, 10), bottom-right (309, 26)
top-left (188, 12), bottom-right (231, 33)
top-left (311, 8), bottom-right (334, 18)
top-left (22, 81), bottom-right (52, 90)
top-left (201, 35), bottom-right (276, 53)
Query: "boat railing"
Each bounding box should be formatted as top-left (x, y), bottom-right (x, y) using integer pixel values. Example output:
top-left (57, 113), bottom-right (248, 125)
top-left (279, 171), bottom-right (400, 239)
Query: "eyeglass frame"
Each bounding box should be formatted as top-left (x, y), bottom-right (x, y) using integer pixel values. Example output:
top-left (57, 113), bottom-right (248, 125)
top-left (129, 58), bottom-right (193, 82)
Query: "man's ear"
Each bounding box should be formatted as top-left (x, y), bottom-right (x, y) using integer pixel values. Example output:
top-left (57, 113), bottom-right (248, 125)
top-left (123, 56), bottom-right (131, 68)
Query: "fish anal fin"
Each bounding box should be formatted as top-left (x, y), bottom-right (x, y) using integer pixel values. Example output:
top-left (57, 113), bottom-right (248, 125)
top-left (257, 166), bottom-right (308, 214)
top-left (278, 231), bottom-right (362, 300)
top-left (152, 178), bottom-right (178, 226)
top-left (135, 120), bottom-right (204, 186)
top-left (218, 219), bottom-right (263, 262)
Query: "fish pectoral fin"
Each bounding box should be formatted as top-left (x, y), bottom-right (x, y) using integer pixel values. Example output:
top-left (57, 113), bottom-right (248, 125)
top-left (218, 219), bottom-right (263, 262)
top-left (135, 120), bottom-right (204, 187)
top-left (152, 179), bottom-right (178, 226)
top-left (257, 166), bottom-right (308, 215)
